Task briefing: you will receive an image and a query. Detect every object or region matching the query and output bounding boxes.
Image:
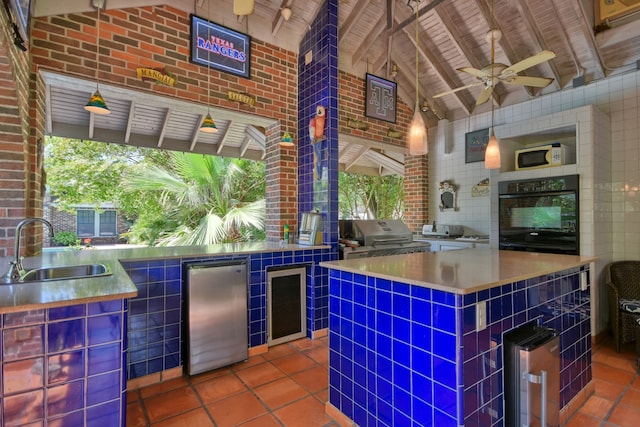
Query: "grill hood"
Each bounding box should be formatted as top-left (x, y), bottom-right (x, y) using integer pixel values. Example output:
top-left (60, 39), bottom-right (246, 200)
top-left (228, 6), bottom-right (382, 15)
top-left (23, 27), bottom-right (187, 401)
top-left (339, 219), bottom-right (413, 247)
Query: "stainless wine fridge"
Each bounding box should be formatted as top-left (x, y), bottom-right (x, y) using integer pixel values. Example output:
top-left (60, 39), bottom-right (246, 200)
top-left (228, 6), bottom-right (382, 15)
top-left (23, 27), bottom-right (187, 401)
top-left (504, 323), bottom-right (560, 427)
top-left (184, 260), bottom-right (248, 375)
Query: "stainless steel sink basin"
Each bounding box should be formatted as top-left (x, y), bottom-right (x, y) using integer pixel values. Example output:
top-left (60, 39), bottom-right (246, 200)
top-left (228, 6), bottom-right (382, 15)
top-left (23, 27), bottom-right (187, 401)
top-left (20, 264), bottom-right (112, 283)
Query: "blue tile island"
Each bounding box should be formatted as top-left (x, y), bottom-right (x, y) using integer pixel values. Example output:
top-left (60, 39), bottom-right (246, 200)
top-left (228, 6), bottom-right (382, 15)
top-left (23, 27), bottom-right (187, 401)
top-left (321, 248), bottom-right (595, 427)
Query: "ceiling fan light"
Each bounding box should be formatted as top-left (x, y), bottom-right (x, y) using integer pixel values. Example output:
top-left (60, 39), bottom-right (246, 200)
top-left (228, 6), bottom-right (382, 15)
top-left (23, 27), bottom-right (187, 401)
top-left (484, 131), bottom-right (501, 169)
top-left (407, 109), bottom-right (428, 156)
top-left (200, 113), bottom-right (218, 133)
top-left (281, 7), bottom-right (292, 21)
top-left (84, 90), bottom-right (111, 115)
top-left (279, 131), bottom-right (294, 146)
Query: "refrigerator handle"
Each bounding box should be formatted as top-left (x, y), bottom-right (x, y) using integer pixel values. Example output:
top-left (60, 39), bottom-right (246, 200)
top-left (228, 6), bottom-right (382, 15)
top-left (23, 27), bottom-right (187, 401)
top-left (526, 370), bottom-right (548, 426)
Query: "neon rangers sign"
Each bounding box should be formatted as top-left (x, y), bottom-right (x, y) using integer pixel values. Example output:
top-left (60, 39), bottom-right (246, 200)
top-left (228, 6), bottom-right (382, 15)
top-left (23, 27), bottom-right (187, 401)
top-left (190, 15), bottom-right (251, 79)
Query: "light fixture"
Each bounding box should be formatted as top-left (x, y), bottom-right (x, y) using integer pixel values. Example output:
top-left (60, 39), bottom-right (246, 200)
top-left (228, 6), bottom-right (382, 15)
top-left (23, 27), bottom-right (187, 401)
top-left (84, 0), bottom-right (110, 115)
top-left (421, 100), bottom-right (429, 112)
top-left (390, 63), bottom-right (398, 79)
top-left (200, 0), bottom-right (218, 133)
top-left (484, 0), bottom-right (501, 169)
top-left (281, 7), bottom-right (292, 21)
top-left (279, 52), bottom-right (295, 147)
top-left (406, 1), bottom-right (427, 156)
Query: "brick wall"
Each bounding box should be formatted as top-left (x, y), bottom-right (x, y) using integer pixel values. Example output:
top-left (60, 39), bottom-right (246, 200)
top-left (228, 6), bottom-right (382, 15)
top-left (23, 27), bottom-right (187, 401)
top-left (338, 70), bottom-right (413, 147)
top-left (0, 5), bottom-right (43, 258)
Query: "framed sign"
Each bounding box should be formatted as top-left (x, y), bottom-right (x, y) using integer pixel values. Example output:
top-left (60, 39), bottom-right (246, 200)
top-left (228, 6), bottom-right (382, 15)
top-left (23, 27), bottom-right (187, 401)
top-left (365, 73), bottom-right (397, 123)
top-left (465, 128), bottom-right (490, 163)
top-left (190, 14), bottom-right (251, 79)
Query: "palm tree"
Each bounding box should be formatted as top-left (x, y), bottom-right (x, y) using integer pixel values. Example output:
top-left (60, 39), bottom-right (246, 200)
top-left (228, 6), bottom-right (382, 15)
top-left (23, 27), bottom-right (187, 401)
top-left (124, 153), bottom-right (265, 246)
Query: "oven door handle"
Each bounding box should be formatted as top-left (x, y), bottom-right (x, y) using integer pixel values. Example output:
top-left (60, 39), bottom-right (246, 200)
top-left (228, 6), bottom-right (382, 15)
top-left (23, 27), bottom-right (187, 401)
top-left (371, 238), bottom-right (410, 245)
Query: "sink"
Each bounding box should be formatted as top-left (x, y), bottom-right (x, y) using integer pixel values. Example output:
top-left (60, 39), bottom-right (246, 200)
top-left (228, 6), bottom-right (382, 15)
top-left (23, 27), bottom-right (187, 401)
top-left (20, 264), bottom-right (111, 283)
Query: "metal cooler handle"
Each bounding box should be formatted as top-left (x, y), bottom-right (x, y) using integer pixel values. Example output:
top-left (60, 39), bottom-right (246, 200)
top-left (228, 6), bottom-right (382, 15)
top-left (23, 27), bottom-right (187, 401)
top-left (527, 370), bottom-right (548, 426)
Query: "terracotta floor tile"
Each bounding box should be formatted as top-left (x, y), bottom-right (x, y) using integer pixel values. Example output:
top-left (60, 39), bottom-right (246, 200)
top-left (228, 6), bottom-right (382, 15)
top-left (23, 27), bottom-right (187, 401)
top-left (607, 403), bottom-right (640, 427)
top-left (232, 355), bottom-right (267, 372)
top-left (305, 347), bottom-right (329, 365)
top-left (126, 401), bottom-right (147, 427)
top-left (315, 388), bottom-right (329, 403)
top-left (592, 362), bottom-right (636, 386)
top-left (254, 377), bottom-right (308, 409)
top-left (292, 365), bottom-right (328, 394)
top-left (144, 386), bottom-right (201, 423)
top-left (578, 395), bottom-right (614, 420)
top-left (619, 388), bottom-right (640, 409)
top-left (193, 373), bottom-right (247, 404)
top-left (189, 366), bottom-right (232, 384)
top-left (140, 377), bottom-right (190, 399)
top-left (207, 390), bottom-right (268, 427)
top-left (594, 378), bottom-right (626, 401)
top-left (594, 349), bottom-right (639, 373)
top-left (274, 395), bottom-right (332, 427)
top-left (563, 411), bottom-right (602, 427)
top-left (127, 389), bottom-right (140, 404)
top-left (271, 352), bottom-right (316, 375)
top-left (262, 343), bottom-right (296, 360)
top-left (235, 361), bottom-right (286, 388)
top-left (237, 413), bottom-right (283, 427)
top-left (632, 376), bottom-right (640, 390)
top-left (290, 338), bottom-right (327, 352)
top-left (151, 408), bottom-right (214, 427)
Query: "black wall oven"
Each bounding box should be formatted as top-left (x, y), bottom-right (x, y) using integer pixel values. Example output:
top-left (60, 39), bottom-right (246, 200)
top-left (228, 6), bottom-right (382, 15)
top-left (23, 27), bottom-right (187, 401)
top-left (499, 174), bottom-right (579, 255)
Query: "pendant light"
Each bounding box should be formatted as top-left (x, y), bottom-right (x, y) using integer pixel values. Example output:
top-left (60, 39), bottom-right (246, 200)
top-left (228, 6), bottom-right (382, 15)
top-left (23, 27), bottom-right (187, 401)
top-left (406, 2), bottom-right (427, 156)
top-left (484, 0), bottom-right (501, 169)
top-left (200, 0), bottom-right (218, 133)
top-left (280, 51), bottom-right (295, 147)
top-left (84, 0), bottom-right (110, 115)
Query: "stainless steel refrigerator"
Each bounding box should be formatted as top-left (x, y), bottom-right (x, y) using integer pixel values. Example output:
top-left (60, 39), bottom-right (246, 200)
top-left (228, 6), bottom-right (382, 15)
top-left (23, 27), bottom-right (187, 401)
top-left (504, 323), bottom-right (560, 427)
top-left (184, 260), bottom-right (248, 375)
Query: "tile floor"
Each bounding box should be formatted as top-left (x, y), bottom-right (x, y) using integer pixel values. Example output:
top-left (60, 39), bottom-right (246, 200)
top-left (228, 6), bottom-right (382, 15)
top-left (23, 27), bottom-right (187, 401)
top-left (126, 336), bottom-right (639, 427)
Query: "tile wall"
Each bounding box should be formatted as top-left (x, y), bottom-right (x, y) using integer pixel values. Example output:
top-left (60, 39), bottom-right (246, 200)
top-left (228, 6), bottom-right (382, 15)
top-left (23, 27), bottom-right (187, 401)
top-left (0, 301), bottom-right (127, 426)
top-left (328, 265), bottom-right (591, 426)
top-left (429, 69), bottom-right (640, 263)
top-left (123, 248), bottom-right (332, 380)
top-left (298, 0), bottom-right (340, 252)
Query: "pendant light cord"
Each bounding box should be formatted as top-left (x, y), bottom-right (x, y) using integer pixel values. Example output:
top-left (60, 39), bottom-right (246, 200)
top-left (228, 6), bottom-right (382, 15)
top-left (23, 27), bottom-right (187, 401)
top-left (207, 0), bottom-right (211, 115)
top-left (414, 2), bottom-right (419, 111)
top-left (490, 0), bottom-right (495, 132)
top-left (96, 5), bottom-right (101, 90)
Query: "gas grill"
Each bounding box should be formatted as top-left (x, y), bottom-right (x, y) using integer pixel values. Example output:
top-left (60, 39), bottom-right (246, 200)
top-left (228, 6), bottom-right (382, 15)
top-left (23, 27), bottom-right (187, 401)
top-left (338, 219), bottom-right (431, 259)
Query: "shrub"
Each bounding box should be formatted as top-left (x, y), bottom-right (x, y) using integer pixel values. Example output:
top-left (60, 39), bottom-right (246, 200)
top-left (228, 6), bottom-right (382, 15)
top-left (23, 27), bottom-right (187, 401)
top-left (52, 231), bottom-right (80, 246)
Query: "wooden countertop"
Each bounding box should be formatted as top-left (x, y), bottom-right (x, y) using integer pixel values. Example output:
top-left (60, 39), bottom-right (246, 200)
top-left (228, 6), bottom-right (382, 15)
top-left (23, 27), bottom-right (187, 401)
top-left (0, 242), bottom-right (329, 313)
top-left (320, 248), bottom-right (596, 295)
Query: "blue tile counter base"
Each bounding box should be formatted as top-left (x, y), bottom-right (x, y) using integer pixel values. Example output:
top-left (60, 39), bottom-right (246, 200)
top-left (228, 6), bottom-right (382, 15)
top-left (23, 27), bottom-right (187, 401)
top-left (327, 266), bottom-right (591, 427)
top-left (0, 300), bottom-right (127, 426)
top-left (123, 247), bottom-right (335, 380)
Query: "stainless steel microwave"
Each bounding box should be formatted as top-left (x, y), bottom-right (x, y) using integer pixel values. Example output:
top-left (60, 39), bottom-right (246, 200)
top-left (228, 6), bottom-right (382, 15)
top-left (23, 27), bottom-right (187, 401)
top-left (515, 143), bottom-right (568, 170)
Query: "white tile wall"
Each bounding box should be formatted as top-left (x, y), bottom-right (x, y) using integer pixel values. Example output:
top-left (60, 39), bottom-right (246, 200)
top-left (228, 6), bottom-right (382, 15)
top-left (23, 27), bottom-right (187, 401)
top-left (428, 68), bottom-right (640, 335)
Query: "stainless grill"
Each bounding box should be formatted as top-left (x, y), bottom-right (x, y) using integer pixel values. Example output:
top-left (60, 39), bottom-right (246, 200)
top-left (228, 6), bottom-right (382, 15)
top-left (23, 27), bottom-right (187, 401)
top-left (338, 220), bottom-right (431, 259)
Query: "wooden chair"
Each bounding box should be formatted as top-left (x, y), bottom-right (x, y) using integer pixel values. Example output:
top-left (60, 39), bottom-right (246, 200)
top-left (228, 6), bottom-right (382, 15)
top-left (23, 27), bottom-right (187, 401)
top-left (606, 261), bottom-right (640, 352)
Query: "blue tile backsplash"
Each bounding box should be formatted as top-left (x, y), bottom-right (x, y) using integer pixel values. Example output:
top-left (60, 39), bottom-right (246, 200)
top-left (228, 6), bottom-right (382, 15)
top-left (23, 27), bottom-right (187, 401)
top-left (327, 266), bottom-right (591, 427)
top-left (0, 301), bottom-right (126, 426)
top-left (122, 247), bottom-right (334, 379)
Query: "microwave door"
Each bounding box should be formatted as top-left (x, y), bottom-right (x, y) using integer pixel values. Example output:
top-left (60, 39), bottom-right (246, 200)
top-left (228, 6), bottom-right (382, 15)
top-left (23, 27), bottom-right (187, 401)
top-left (518, 150), bottom-right (549, 169)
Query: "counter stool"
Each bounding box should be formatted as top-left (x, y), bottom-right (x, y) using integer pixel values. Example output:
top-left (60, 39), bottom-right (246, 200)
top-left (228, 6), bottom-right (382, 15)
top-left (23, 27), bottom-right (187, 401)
top-left (636, 317), bottom-right (640, 372)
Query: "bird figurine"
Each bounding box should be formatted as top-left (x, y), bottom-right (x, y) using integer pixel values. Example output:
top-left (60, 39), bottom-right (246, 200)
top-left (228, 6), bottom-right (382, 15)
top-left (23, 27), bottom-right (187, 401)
top-left (309, 105), bottom-right (327, 180)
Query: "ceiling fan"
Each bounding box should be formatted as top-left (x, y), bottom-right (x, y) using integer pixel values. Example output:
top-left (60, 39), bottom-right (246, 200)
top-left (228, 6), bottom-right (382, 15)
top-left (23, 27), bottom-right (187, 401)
top-left (433, 29), bottom-right (556, 105)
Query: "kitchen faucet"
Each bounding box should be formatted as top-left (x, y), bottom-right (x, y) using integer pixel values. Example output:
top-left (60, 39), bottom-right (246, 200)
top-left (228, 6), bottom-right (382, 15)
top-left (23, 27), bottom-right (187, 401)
top-left (3, 218), bottom-right (54, 283)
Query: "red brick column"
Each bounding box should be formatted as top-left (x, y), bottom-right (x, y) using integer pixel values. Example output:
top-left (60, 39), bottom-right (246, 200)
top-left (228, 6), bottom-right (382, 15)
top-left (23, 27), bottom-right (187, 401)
top-left (403, 154), bottom-right (429, 234)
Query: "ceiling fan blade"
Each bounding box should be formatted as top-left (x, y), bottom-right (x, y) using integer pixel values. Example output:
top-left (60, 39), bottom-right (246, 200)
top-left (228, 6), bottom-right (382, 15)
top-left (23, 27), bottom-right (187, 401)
top-left (458, 67), bottom-right (491, 79)
top-left (476, 85), bottom-right (494, 105)
top-left (502, 50), bottom-right (556, 75)
top-left (433, 82), bottom-right (483, 99)
top-left (502, 75), bottom-right (554, 88)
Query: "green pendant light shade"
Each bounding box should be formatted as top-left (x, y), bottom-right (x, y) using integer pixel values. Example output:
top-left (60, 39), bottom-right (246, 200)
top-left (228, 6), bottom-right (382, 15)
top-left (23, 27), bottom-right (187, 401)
top-left (279, 131), bottom-right (294, 146)
top-left (200, 112), bottom-right (218, 133)
top-left (84, 89), bottom-right (110, 115)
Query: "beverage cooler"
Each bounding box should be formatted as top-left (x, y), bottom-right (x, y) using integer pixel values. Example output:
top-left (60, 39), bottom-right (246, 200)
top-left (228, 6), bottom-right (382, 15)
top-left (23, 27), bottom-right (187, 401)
top-left (504, 323), bottom-right (560, 427)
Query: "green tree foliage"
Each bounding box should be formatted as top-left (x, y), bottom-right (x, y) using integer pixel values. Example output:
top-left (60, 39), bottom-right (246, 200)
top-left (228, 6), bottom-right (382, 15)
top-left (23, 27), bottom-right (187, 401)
top-left (45, 137), bottom-right (266, 246)
top-left (338, 172), bottom-right (404, 219)
top-left (123, 153), bottom-right (266, 246)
